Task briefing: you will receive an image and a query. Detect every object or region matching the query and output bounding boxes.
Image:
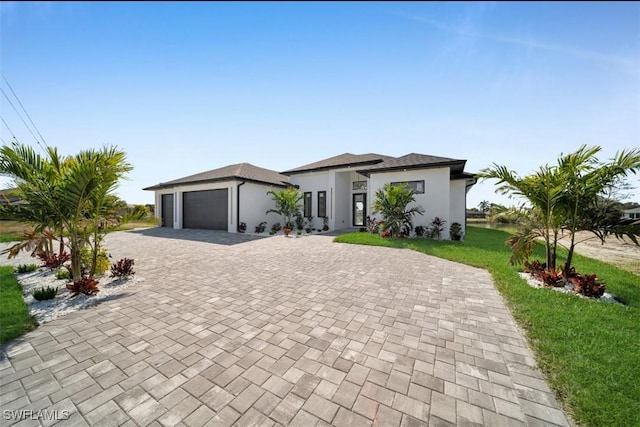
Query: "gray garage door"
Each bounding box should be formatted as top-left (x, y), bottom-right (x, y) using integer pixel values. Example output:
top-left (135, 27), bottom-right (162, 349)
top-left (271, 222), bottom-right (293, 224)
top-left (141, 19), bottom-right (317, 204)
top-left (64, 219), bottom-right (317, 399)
top-left (161, 194), bottom-right (174, 228)
top-left (183, 189), bottom-right (228, 230)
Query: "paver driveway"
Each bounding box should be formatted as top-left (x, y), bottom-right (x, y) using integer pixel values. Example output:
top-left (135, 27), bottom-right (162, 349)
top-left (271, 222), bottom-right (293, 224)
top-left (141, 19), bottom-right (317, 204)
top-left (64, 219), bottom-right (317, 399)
top-left (1, 229), bottom-right (569, 426)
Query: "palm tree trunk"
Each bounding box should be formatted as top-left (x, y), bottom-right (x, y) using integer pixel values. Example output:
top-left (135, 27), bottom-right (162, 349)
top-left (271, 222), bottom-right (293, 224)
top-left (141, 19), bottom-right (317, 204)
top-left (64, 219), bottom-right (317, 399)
top-left (563, 231), bottom-right (576, 278)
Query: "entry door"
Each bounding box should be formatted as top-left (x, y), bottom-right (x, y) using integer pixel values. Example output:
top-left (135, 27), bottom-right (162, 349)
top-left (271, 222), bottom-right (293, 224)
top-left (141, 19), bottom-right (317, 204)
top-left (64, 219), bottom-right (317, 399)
top-left (353, 193), bottom-right (366, 227)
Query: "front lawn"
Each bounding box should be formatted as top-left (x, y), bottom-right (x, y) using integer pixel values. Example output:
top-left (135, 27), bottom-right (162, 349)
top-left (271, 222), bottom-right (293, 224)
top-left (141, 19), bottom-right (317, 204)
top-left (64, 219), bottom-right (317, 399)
top-left (335, 227), bottom-right (640, 427)
top-left (0, 266), bottom-right (38, 344)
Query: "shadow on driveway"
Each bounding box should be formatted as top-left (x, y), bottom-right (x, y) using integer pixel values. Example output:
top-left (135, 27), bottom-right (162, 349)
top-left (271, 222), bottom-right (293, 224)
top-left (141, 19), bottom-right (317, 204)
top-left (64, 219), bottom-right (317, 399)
top-left (126, 227), bottom-right (268, 246)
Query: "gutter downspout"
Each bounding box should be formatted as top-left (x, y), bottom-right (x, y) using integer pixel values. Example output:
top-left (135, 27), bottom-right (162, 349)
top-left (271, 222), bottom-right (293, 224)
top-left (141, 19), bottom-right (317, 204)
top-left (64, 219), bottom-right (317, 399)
top-left (237, 180), bottom-right (246, 232)
top-left (464, 177), bottom-right (478, 233)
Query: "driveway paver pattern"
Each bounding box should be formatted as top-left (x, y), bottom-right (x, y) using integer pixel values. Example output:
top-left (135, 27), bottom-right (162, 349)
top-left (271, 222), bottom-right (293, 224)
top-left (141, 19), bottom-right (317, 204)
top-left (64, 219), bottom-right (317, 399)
top-left (1, 229), bottom-right (570, 426)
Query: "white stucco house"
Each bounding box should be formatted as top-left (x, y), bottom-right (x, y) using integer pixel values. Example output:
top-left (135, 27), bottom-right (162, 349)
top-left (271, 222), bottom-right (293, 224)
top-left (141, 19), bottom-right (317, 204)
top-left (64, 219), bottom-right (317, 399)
top-left (143, 152), bottom-right (477, 238)
top-left (622, 207), bottom-right (640, 219)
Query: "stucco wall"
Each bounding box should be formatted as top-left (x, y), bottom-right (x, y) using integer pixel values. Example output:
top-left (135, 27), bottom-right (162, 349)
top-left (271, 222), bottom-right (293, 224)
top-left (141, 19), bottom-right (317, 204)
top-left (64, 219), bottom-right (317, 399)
top-left (449, 179), bottom-right (467, 238)
top-left (288, 172), bottom-right (331, 230)
top-left (239, 182), bottom-right (285, 233)
top-left (368, 167), bottom-right (451, 233)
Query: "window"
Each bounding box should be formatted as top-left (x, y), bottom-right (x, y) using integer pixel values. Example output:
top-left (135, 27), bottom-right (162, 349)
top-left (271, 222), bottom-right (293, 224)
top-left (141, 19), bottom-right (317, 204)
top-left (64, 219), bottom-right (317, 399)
top-left (352, 180), bottom-right (367, 190)
top-left (390, 180), bottom-right (425, 194)
top-left (303, 192), bottom-right (312, 218)
top-left (318, 191), bottom-right (327, 217)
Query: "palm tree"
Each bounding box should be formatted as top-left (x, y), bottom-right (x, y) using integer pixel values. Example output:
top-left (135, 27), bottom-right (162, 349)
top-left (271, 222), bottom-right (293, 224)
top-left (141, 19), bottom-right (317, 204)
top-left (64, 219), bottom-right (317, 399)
top-left (480, 145), bottom-right (640, 277)
top-left (372, 183), bottom-right (425, 237)
top-left (0, 143), bottom-right (132, 279)
top-left (266, 186), bottom-right (303, 231)
top-left (478, 200), bottom-right (491, 213)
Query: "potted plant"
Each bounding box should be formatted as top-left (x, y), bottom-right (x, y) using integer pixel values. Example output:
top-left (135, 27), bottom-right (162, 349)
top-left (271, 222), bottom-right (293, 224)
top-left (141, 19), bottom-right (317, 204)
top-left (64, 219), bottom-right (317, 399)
top-left (322, 216), bottom-right (329, 232)
top-left (449, 222), bottom-right (463, 241)
top-left (255, 221), bottom-right (267, 233)
top-left (266, 186), bottom-right (303, 238)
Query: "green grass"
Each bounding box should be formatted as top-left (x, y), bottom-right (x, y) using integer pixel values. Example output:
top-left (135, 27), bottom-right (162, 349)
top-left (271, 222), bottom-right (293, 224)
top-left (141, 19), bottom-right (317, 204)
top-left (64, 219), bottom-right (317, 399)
top-left (335, 227), bottom-right (640, 427)
top-left (0, 266), bottom-right (38, 344)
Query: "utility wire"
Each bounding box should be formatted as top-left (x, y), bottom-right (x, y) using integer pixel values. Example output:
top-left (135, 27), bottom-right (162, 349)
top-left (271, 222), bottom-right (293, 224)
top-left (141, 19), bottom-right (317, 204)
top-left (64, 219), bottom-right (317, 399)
top-left (0, 87), bottom-right (43, 149)
top-left (0, 115), bottom-right (19, 142)
top-left (1, 74), bottom-right (48, 147)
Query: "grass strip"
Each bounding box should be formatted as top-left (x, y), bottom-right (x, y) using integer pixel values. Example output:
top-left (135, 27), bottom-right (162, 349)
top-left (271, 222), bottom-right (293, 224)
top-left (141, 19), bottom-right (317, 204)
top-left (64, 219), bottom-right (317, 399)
top-left (0, 266), bottom-right (38, 344)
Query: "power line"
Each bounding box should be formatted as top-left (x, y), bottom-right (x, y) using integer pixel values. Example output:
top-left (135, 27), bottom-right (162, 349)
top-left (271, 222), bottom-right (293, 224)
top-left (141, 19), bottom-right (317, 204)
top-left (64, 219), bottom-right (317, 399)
top-left (0, 115), bottom-right (19, 141)
top-left (1, 74), bottom-right (48, 147)
top-left (0, 87), bottom-right (42, 149)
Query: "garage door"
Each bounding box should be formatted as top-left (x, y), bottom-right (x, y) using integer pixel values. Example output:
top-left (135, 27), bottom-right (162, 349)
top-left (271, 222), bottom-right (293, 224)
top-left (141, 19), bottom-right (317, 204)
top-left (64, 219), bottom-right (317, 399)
top-left (183, 189), bottom-right (228, 230)
top-left (161, 194), bottom-right (174, 228)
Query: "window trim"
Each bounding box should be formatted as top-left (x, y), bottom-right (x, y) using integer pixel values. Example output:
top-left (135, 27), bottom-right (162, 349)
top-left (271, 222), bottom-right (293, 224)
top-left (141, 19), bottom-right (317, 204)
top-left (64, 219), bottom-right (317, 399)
top-left (317, 191), bottom-right (327, 218)
top-left (390, 180), bottom-right (425, 194)
top-left (303, 192), bottom-right (312, 218)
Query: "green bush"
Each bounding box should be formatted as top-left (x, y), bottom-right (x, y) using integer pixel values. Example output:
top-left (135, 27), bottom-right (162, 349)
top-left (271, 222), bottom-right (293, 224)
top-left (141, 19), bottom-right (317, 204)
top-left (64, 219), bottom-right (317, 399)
top-left (33, 286), bottom-right (58, 301)
top-left (15, 264), bottom-right (38, 274)
top-left (80, 247), bottom-right (110, 276)
top-left (55, 269), bottom-right (70, 280)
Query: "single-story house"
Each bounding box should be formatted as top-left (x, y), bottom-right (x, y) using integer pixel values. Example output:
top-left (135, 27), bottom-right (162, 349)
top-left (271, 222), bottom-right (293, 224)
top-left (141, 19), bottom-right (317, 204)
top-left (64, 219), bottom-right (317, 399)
top-left (622, 207), bottom-right (640, 220)
top-left (143, 152), bottom-right (477, 238)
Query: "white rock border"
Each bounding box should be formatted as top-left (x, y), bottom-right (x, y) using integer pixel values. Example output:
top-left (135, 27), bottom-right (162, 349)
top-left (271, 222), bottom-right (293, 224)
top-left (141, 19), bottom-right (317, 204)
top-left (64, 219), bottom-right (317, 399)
top-left (518, 272), bottom-right (620, 304)
top-left (17, 268), bottom-right (143, 324)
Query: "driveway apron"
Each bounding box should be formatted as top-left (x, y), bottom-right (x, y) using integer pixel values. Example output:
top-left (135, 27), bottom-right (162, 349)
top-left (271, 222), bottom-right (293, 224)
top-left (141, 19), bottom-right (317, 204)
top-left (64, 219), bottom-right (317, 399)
top-left (0, 229), bottom-right (570, 426)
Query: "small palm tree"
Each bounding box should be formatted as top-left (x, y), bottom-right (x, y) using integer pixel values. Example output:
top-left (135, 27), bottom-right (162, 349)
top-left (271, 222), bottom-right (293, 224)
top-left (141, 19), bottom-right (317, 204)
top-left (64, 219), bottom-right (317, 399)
top-left (266, 186), bottom-right (303, 231)
top-left (372, 183), bottom-right (425, 237)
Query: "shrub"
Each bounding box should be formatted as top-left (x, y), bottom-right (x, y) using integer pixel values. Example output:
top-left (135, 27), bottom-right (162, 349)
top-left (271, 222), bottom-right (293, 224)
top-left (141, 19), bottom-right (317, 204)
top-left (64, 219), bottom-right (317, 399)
top-left (366, 216), bottom-right (381, 234)
top-left (255, 221), bottom-right (267, 233)
top-left (238, 222), bottom-right (247, 233)
top-left (322, 216), bottom-right (329, 231)
top-left (414, 225), bottom-right (426, 237)
top-left (55, 269), bottom-right (70, 280)
top-left (569, 274), bottom-right (606, 298)
top-left (270, 222), bottom-right (282, 233)
top-left (428, 217), bottom-right (446, 239)
top-left (381, 230), bottom-right (391, 238)
top-left (66, 276), bottom-right (99, 297)
top-left (15, 264), bottom-right (38, 274)
top-left (110, 258), bottom-right (135, 279)
top-left (449, 222), bottom-right (463, 240)
top-left (80, 247), bottom-right (110, 276)
top-left (33, 286), bottom-right (58, 301)
top-left (39, 252), bottom-right (70, 270)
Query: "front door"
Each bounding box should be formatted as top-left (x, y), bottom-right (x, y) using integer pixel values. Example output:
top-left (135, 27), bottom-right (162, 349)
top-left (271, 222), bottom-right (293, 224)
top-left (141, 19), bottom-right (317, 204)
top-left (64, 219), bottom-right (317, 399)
top-left (353, 193), bottom-right (366, 227)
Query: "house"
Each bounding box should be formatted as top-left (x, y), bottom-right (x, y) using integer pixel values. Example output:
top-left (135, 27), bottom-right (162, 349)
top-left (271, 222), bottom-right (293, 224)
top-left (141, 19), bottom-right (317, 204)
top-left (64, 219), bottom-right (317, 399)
top-left (622, 207), bottom-right (640, 220)
top-left (143, 152), bottom-right (477, 238)
top-left (0, 188), bottom-right (26, 207)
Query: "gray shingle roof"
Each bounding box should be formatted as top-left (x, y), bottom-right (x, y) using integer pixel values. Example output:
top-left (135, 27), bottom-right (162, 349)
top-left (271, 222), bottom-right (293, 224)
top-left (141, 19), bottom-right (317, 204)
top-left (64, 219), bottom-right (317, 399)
top-left (282, 153), bottom-right (393, 174)
top-left (358, 153), bottom-right (466, 175)
top-left (143, 163), bottom-right (290, 190)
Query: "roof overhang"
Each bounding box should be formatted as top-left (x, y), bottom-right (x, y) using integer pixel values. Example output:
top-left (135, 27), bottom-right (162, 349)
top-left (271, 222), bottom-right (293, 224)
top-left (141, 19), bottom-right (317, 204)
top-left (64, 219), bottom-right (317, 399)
top-left (143, 176), bottom-right (289, 191)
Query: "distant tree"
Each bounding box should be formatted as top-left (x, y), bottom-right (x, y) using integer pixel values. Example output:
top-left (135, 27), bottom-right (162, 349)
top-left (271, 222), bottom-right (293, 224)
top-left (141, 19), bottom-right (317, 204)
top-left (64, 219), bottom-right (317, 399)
top-left (478, 200), bottom-right (491, 213)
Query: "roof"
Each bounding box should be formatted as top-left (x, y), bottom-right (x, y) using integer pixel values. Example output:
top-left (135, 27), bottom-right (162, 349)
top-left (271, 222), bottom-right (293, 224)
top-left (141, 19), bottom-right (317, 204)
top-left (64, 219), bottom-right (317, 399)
top-left (358, 153), bottom-right (466, 176)
top-left (624, 207), bottom-right (640, 214)
top-left (282, 153), bottom-right (393, 174)
top-left (143, 163), bottom-right (290, 191)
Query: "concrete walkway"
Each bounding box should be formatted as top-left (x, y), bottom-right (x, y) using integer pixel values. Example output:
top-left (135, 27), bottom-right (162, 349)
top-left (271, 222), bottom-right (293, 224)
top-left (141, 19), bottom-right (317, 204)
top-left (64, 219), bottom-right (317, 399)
top-left (1, 229), bottom-right (570, 426)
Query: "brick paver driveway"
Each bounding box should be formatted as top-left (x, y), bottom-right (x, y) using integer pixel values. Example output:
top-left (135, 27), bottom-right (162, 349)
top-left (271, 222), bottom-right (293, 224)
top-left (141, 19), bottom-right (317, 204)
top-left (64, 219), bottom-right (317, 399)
top-left (1, 229), bottom-right (569, 426)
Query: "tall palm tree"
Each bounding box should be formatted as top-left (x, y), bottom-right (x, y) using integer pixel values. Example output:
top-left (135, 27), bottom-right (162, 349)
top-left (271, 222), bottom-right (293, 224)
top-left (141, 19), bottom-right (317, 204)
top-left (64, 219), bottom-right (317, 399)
top-left (372, 183), bottom-right (425, 237)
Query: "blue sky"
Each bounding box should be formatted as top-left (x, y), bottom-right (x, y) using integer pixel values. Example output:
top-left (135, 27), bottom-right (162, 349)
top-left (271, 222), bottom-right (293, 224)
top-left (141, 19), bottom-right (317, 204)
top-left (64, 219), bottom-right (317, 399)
top-left (1, 1), bottom-right (639, 208)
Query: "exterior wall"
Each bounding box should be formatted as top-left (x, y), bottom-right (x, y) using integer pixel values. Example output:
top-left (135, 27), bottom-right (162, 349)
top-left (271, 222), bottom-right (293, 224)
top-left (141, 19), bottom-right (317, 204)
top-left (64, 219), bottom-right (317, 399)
top-left (154, 181), bottom-right (235, 231)
top-left (288, 171), bottom-right (331, 230)
top-left (239, 182), bottom-right (285, 232)
top-left (289, 169), bottom-right (369, 230)
top-left (449, 179), bottom-right (467, 238)
top-left (155, 181), bottom-right (284, 233)
top-left (368, 168), bottom-right (451, 234)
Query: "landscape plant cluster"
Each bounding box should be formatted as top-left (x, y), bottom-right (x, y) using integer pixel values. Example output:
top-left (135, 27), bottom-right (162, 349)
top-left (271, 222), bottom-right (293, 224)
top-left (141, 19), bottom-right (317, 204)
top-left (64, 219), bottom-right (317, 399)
top-left (524, 260), bottom-right (606, 297)
top-left (480, 145), bottom-right (640, 298)
top-left (365, 182), bottom-right (464, 241)
top-left (0, 143), bottom-right (137, 299)
top-left (251, 186), bottom-right (330, 236)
